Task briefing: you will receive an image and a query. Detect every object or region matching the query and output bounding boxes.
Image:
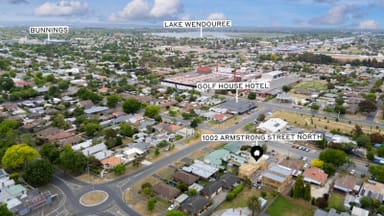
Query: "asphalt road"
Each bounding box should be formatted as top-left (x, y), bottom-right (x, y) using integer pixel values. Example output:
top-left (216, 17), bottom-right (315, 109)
top-left (50, 100), bottom-right (382, 216)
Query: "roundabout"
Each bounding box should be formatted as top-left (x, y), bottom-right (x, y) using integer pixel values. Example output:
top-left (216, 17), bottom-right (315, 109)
top-left (79, 190), bottom-right (109, 207)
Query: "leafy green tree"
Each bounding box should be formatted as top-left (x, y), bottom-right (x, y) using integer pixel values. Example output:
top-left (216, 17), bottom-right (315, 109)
top-left (190, 118), bottom-right (199, 128)
top-left (293, 175), bottom-right (304, 198)
top-left (315, 138), bottom-right (327, 149)
top-left (188, 188), bottom-right (197, 196)
top-left (367, 150), bottom-right (375, 160)
top-left (360, 197), bottom-right (373, 209)
top-left (84, 122), bottom-right (102, 137)
top-left (319, 149), bottom-right (347, 167)
top-left (107, 94), bottom-right (120, 108)
top-left (147, 198), bottom-right (157, 212)
top-left (123, 98), bottom-right (142, 114)
top-left (248, 92), bottom-right (256, 100)
top-left (120, 123), bottom-right (137, 137)
top-left (144, 105), bottom-right (160, 118)
top-left (355, 134), bottom-right (371, 148)
top-left (23, 159), bottom-right (54, 187)
top-left (51, 113), bottom-right (70, 129)
top-left (0, 75), bottom-right (14, 91)
top-left (282, 85), bottom-right (291, 92)
top-left (2, 144), bottom-right (39, 169)
top-left (323, 163), bottom-right (336, 176)
top-left (369, 165), bottom-right (384, 183)
top-left (39, 143), bottom-right (60, 164)
top-left (59, 146), bottom-right (87, 175)
top-left (165, 210), bottom-right (186, 216)
top-left (0, 203), bottom-right (12, 216)
top-left (247, 195), bottom-right (261, 216)
top-left (113, 164), bottom-right (126, 176)
top-left (304, 182), bottom-right (311, 201)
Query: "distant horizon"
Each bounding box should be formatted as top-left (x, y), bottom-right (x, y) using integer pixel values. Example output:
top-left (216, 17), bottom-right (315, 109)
top-left (1, 0), bottom-right (384, 31)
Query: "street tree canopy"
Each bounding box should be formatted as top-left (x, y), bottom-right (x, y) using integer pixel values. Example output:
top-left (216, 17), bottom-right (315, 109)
top-left (1, 144), bottom-right (39, 170)
top-left (23, 159), bottom-right (55, 187)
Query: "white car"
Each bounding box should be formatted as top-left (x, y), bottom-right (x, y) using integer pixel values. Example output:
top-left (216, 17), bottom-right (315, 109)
top-left (167, 204), bottom-right (176, 211)
top-left (350, 169), bottom-right (356, 175)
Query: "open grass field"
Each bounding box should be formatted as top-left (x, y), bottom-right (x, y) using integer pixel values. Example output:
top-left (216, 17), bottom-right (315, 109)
top-left (271, 111), bottom-right (383, 135)
top-left (216, 188), bottom-right (275, 211)
top-left (266, 196), bottom-right (315, 216)
top-left (295, 80), bottom-right (328, 91)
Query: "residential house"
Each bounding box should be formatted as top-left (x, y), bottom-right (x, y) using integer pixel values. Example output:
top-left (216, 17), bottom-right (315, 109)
top-left (182, 160), bottom-right (219, 180)
top-left (101, 156), bottom-right (125, 169)
top-left (219, 173), bottom-right (239, 190)
top-left (334, 175), bottom-right (357, 193)
top-left (201, 181), bottom-right (222, 199)
top-left (152, 183), bottom-right (181, 201)
top-left (181, 195), bottom-right (209, 216)
top-left (303, 167), bottom-right (328, 186)
top-left (257, 118), bottom-right (287, 133)
top-left (314, 208), bottom-right (350, 216)
top-left (173, 170), bottom-right (199, 186)
top-left (359, 180), bottom-right (384, 202)
top-left (261, 164), bottom-right (292, 192)
top-left (238, 156), bottom-right (267, 179)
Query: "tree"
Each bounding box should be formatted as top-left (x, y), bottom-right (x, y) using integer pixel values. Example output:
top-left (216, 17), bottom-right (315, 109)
top-left (39, 143), bottom-right (60, 164)
top-left (120, 123), bottom-right (137, 137)
top-left (369, 165), bottom-right (384, 183)
top-left (248, 92), bottom-right (256, 100)
top-left (190, 118), bottom-right (199, 128)
top-left (122, 98), bottom-right (142, 114)
top-left (51, 113), bottom-right (70, 129)
top-left (113, 164), bottom-right (126, 176)
top-left (319, 149), bottom-right (347, 167)
top-left (59, 146), bottom-right (87, 175)
top-left (356, 134), bottom-right (371, 147)
top-left (323, 163), bottom-right (336, 176)
top-left (367, 150), bottom-right (375, 160)
top-left (311, 103), bottom-right (320, 111)
top-left (0, 203), bottom-right (12, 216)
top-left (293, 175), bottom-right (305, 198)
top-left (282, 85), bottom-right (291, 92)
top-left (2, 144), bottom-right (39, 169)
top-left (84, 122), bottom-right (102, 137)
top-left (359, 99), bottom-right (377, 113)
top-left (311, 159), bottom-right (324, 168)
top-left (370, 132), bottom-right (384, 144)
top-left (144, 105), bottom-right (160, 118)
top-left (304, 182), bottom-right (311, 201)
top-left (23, 159), bottom-right (54, 187)
top-left (247, 195), bottom-right (260, 216)
top-left (360, 197), bottom-right (373, 209)
top-left (165, 210), bottom-right (186, 216)
top-left (107, 94), bottom-right (120, 108)
top-left (147, 198), bottom-right (157, 212)
top-left (257, 113), bottom-right (266, 121)
top-left (315, 138), bottom-right (327, 149)
top-left (154, 148), bottom-right (160, 156)
top-left (188, 188), bottom-right (197, 196)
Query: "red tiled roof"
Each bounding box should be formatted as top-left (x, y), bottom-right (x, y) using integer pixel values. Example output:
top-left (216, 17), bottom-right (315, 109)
top-left (303, 167), bottom-right (328, 185)
top-left (196, 66), bottom-right (211, 73)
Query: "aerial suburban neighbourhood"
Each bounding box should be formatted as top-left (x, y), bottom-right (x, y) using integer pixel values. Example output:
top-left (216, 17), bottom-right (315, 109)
top-left (0, 1), bottom-right (384, 216)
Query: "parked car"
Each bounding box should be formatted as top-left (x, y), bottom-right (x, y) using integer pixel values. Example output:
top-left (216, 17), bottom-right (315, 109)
top-left (167, 204), bottom-right (176, 211)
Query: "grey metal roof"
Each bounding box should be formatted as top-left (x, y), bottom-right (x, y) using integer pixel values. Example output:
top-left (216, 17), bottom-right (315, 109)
top-left (84, 106), bottom-right (109, 114)
top-left (269, 164), bottom-right (292, 177)
top-left (262, 172), bottom-right (286, 183)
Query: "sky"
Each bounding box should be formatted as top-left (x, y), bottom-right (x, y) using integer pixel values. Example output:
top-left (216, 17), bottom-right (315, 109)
top-left (0, 0), bottom-right (384, 29)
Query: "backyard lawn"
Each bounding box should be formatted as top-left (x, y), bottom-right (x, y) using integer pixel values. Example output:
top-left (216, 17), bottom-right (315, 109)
top-left (266, 196), bottom-right (315, 216)
top-left (327, 193), bottom-right (346, 212)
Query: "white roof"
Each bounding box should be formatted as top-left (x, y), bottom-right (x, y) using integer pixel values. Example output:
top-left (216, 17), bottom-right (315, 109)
top-left (257, 118), bottom-right (287, 133)
top-left (124, 147), bottom-right (145, 156)
top-left (351, 207), bottom-right (369, 216)
top-left (82, 143), bottom-right (107, 156)
top-left (72, 139), bottom-right (93, 151)
top-left (182, 160), bottom-right (218, 179)
top-left (6, 197), bottom-right (22, 210)
top-left (175, 194), bottom-right (189, 204)
top-left (93, 150), bottom-right (114, 161)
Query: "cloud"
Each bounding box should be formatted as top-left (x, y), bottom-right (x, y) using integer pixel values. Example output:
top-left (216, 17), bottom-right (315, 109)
top-left (109, 0), bottom-right (150, 21)
top-left (309, 4), bottom-right (363, 25)
top-left (109, 0), bottom-right (182, 22)
top-left (35, 0), bottom-right (88, 16)
top-left (149, 0), bottom-right (181, 18)
top-left (0, 0), bottom-right (28, 3)
top-left (207, 13), bottom-right (227, 20)
top-left (358, 20), bottom-right (379, 29)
